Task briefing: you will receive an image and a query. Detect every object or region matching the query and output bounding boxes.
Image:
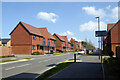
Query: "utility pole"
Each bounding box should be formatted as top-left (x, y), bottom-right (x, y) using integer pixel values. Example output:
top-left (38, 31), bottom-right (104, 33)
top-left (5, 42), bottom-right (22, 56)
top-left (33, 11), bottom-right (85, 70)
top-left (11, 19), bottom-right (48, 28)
top-left (96, 17), bottom-right (100, 60)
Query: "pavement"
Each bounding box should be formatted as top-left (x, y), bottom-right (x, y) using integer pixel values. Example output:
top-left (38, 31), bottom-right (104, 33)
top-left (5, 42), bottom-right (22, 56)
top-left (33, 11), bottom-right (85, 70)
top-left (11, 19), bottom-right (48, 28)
top-left (1, 52), bottom-right (76, 80)
top-left (48, 55), bottom-right (103, 80)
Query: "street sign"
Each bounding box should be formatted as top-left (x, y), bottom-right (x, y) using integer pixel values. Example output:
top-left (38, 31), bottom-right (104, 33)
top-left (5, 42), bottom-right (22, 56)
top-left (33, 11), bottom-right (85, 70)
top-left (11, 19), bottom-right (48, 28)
top-left (95, 30), bottom-right (108, 37)
top-left (98, 41), bottom-right (101, 43)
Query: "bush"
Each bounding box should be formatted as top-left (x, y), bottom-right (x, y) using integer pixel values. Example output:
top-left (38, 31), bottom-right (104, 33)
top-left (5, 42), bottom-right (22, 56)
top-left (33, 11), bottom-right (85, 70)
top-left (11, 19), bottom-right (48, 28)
top-left (32, 52), bottom-right (44, 55)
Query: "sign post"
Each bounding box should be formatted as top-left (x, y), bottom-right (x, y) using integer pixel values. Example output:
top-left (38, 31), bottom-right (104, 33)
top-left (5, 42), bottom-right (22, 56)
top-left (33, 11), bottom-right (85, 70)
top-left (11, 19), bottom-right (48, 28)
top-left (95, 30), bottom-right (107, 80)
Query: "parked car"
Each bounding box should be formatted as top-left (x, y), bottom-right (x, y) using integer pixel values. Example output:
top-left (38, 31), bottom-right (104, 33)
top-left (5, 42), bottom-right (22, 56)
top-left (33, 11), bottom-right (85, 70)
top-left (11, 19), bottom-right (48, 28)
top-left (77, 50), bottom-right (85, 55)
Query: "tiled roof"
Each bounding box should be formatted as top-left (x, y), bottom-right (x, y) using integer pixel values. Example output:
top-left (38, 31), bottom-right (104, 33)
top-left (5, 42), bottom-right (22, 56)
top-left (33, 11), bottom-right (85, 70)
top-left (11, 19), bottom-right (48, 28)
top-left (48, 32), bottom-right (56, 40)
top-left (20, 22), bottom-right (56, 40)
top-left (61, 36), bottom-right (68, 42)
top-left (54, 33), bottom-right (65, 41)
top-left (107, 23), bottom-right (115, 31)
top-left (0, 39), bottom-right (10, 44)
top-left (21, 21), bottom-right (43, 37)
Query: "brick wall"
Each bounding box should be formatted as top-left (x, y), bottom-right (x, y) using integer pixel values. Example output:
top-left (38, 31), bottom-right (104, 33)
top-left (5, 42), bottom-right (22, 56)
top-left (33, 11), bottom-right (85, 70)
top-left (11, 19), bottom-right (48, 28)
top-left (116, 46), bottom-right (120, 58)
top-left (0, 47), bottom-right (12, 56)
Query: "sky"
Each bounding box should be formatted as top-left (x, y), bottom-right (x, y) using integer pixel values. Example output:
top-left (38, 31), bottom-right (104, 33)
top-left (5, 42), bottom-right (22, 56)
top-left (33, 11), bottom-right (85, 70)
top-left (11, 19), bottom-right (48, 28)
top-left (2, 2), bottom-right (119, 48)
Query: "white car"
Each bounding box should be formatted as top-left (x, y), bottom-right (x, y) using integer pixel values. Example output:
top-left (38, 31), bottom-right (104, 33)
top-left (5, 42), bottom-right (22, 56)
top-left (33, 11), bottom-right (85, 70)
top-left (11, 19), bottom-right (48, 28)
top-left (78, 50), bottom-right (85, 55)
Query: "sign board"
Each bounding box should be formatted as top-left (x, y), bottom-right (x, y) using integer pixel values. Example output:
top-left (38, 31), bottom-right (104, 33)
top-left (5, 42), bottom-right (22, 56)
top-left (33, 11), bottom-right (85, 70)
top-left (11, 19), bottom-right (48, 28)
top-left (95, 30), bottom-right (108, 37)
top-left (98, 41), bottom-right (101, 43)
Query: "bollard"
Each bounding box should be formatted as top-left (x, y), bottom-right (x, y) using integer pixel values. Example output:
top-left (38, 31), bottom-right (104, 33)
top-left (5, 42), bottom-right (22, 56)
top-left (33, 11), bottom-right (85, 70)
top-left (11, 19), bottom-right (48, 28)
top-left (74, 54), bottom-right (76, 62)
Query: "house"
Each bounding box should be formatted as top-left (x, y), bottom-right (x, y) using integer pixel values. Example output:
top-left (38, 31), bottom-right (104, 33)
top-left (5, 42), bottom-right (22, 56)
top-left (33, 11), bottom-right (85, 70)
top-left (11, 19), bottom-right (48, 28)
top-left (0, 38), bottom-right (11, 47)
top-left (10, 21), bottom-right (56, 55)
top-left (103, 20), bottom-right (120, 57)
top-left (78, 42), bottom-right (84, 50)
top-left (0, 38), bottom-right (11, 56)
top-left (53, 33), bottom-right (70, 52)
top-left (70, 38), bottom-right (76, 51)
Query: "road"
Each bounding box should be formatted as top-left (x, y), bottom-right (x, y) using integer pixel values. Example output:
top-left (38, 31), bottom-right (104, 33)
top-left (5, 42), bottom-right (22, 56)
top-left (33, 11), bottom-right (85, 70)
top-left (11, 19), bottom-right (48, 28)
top-left (1, 53), bottom-right (76, 80)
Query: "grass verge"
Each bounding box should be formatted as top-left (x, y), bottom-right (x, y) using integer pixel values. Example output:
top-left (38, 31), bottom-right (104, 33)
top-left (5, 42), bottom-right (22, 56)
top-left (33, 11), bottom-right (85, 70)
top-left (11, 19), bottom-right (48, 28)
top-left (68, 59), bottom-right (81, 61)
top-left (80, 54), bottom-right (89, 56)
top-left (103, 57), bottom-right (120, 80)
top-left (22, 58), bottom-right (31, 60)
top-left (0, 60), bottom-right (16, 63)
top-left (35, 62), bottom-right (74, 80)
top-left (0, 55), bottom-right (15, 58)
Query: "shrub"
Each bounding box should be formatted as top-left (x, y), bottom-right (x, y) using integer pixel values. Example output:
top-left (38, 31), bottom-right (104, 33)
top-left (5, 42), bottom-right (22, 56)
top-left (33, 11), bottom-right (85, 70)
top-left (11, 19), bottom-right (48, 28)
top-left (32, 52), bottom-right (44, 55)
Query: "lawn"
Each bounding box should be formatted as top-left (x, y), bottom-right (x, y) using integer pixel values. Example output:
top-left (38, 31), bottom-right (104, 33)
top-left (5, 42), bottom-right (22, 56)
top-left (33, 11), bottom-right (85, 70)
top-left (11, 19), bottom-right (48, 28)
top-left (0, 60), bottom-right (16, 63)
top-left (103, 57), bottom-right (120, 80)
top-left (35, 62), bottom-right (74, 80)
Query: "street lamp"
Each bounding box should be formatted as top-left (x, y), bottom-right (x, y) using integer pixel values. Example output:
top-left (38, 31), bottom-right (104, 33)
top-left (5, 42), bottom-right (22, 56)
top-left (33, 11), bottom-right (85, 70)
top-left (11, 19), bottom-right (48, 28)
top-left (96, 17), bottom-right (100, 59)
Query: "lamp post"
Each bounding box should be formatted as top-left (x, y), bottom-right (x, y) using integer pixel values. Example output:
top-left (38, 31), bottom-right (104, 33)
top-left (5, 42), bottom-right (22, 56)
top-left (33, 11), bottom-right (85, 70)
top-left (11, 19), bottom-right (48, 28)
top-left (96, 17), bottom-right (100, 60)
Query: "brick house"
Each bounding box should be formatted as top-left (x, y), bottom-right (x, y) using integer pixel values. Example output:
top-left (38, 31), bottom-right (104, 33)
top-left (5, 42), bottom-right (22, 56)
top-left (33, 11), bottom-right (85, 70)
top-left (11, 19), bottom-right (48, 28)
top-left (53, 33), bottom-right (70, 52)
top-left (70, 38), bottom-right (76, 51)
top-left (103, 20), bottom-right (120, 57)
top-left (10, 21), bottom-right (56, 55)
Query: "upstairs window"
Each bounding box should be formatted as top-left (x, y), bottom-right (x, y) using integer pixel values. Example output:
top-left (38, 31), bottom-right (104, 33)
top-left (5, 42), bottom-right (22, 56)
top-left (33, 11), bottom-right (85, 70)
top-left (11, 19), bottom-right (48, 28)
top-left (43, 38), bottom-right (45, 45)
top-left (62, 42), bottom-right (63, 44)
top-left (39, 37), bottom-right (40, 41)
top-left (33, 35), bottom-right (36, 40)
top-left (48, 39), bottom-right (50, 46)
top-left (54, 41), bottom-right (55, 44)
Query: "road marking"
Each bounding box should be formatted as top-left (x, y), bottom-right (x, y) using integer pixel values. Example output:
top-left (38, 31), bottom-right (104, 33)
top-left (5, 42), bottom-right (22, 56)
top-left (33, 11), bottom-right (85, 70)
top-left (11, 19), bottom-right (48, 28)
top-left (5, 64), bottom-right (31, 70)
top-left (16, 64), bottom-right (30, 68)
top-left (5, 67), bottom-right (16, 70)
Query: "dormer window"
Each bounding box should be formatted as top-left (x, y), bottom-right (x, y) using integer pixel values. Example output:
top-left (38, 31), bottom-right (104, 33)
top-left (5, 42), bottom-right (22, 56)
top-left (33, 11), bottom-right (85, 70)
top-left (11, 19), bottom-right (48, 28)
top-left (33, 35), bottom-right (36, 40)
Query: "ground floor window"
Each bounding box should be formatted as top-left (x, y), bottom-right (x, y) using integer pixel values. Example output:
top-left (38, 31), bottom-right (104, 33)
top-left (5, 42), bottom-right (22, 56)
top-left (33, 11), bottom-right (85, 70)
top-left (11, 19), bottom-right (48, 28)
top-left (32, 45), bottom-right (36, 50)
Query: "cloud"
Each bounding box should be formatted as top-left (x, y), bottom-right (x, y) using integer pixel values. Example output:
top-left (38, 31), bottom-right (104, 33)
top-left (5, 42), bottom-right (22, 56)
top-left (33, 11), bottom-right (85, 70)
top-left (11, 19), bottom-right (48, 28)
top-left (37, 12), bottom-right (58, 23)
top-left (80, 21), bottom-right (107, 32)
top-left (106, 5), bottom-right (111, 10)
top-left (71, 37), bottom-right (82, 42)
top-left (110, 7), bottom-right (118, 20)
top-left (82, 6), bottom-right (106, 18)
top-left (62, 30), bottom-right (74, 36)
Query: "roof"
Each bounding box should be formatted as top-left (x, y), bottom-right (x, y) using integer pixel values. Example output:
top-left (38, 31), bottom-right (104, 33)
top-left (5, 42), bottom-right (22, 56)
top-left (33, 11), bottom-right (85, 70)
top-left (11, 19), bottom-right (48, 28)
top-left (10, 21), bottom-right (56, 40)
top-left (109, 19), bottom-right (120, 31)
top-left (0, 39), bottom-right (10, 44)
top-left (107, 23), bottom-right (115, 31)
top-left (20, 22), bottom-right (43, 37)
top-left (54, 33), bottom-right (65, 41)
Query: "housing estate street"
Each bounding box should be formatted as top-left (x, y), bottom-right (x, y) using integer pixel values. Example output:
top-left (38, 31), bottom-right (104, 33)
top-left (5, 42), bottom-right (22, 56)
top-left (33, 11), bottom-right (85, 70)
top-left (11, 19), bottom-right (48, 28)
top-left (1, 53), bottom-right (76, 80)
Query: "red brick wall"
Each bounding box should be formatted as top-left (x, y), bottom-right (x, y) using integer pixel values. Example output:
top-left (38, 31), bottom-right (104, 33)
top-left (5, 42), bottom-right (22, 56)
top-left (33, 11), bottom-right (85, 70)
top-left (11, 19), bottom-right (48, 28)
top-left (11, 23), bottom-right (32, 55)
top-left (0, 47), bottom-right (12, 56)
top-left (111, 23), bottom-right (119, 44)
top-left (11, 24), bottom-right (32, 45)
top-left (53, 35), bottom-right (62, 50)
top-left (12, 45), bottom-right (32, 55)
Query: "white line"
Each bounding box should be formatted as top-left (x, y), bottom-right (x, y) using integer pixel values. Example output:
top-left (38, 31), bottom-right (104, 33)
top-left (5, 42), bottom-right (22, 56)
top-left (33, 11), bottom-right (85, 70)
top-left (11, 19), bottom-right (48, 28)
top-left (16, 64), bottom-right (30, 68)
top-left (5, 67), bottom-right (16, 70)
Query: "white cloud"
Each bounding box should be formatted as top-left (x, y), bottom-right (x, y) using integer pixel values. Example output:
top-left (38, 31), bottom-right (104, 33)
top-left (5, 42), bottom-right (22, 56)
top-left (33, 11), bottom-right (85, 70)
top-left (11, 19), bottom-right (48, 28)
top-left (110, 7), bottom-right (118, 20)
top-left (62, 30), bottom-right (74, 36)
top-left (71, 37), bottom-right (82, 42)
top-left (106, 5), bottom-right (111, 10)
top-left (80, 21), bottom-right (107, 32)
top-left (37, 12), bottom-right (58, 23)
top-left (82, 6), bottom-right (106, 18)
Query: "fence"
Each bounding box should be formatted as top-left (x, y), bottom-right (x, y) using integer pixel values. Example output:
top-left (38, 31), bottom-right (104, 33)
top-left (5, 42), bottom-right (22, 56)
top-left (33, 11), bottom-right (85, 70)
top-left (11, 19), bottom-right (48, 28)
top-left (0, 47), bottom-right (12, 56)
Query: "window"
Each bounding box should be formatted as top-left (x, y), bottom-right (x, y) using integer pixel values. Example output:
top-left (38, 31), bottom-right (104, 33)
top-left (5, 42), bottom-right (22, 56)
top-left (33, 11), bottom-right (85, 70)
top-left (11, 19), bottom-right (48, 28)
top-left (43, 38), bottom-right (45, 45)
top-left (62, 42), bottom-right (63, 44)
top-left (39, 37), bottom-right (40, 41)
top-left (71, 41), bottom-right (73, 44)
top-left (54, 41), bottom-right (55, 44)
top-left (33, 35), bottom-right (36, 40)
top-left (32, 45), bottom-right (36, 50)
top-left (48, 39), bottom-right (50, 46)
